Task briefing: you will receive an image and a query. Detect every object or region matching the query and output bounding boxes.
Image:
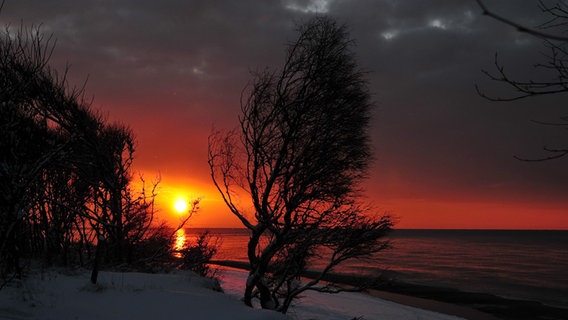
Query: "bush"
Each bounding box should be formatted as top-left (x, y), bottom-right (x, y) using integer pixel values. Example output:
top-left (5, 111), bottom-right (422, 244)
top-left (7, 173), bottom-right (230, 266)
top-left (178, 231), bottom-right (219, 279)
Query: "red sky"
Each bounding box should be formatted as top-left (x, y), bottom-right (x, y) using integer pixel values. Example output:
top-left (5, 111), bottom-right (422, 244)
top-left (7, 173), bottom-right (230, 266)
top-left (3, 0), bottom-right (567, 229)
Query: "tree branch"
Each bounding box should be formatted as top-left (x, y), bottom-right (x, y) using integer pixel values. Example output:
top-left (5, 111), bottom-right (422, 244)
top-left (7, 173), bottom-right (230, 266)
top-left (476, 0), bottom-right (568, 41)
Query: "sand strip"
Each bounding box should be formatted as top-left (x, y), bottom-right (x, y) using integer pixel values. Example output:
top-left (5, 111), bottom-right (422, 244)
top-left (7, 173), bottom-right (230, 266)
top-left (367, 289), bottom-right (500, 320)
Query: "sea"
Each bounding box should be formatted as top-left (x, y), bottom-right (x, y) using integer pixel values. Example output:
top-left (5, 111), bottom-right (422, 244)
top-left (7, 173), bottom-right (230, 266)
top-left (179, 228), bottom-right (568, 308)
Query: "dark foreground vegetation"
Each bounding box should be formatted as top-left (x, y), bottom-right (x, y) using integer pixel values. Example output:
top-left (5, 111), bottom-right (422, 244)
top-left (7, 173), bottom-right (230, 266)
top-left (0, 16), bottom-right (215, 286)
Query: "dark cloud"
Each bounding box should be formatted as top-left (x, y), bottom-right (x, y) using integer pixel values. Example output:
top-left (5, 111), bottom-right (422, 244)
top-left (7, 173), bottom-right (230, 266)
top-left (2, 0), bottom-right (567, 225)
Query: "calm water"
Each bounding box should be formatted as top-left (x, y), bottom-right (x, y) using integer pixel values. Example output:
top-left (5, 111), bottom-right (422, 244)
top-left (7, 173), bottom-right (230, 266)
top-left (181, 228), bottom-right (568, 308)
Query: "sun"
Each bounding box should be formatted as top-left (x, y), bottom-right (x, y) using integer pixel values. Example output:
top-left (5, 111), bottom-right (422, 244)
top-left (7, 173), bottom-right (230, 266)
top-left (173, 198), bottom-right (189, 214)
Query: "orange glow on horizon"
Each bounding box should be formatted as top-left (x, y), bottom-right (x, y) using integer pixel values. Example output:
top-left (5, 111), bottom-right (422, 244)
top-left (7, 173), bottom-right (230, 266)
top-left (131, 170), bottom-right (241, 228)
top-left (380, 199), bottom-right (568, 230)
top-left (134, 170), bottom-right (568, 230)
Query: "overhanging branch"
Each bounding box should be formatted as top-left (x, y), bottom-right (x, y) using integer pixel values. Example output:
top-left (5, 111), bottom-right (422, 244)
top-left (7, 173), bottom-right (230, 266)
top-left (476, 0), bottom-right (568, 41)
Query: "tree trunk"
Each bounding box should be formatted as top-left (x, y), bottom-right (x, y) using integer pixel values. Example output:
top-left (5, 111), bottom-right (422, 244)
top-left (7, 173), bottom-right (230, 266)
top-left (110, 189), bottom-right (123, 262)
top-left (244, 274), bottom-right (255, 307)
top-left (244, 229), bottom-right (262, 306)
top-left (258, 281), bottom-right (276, 310)
top-left (90, 236), bottom-right (105, 284)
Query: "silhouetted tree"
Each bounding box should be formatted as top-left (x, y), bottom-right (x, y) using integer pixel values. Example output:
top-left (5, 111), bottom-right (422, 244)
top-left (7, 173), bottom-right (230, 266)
top-left (0, 22), bottom-right (81, 278)
top-left (476, 0), bottom-right (568, 160)
top-left (0, 16), bottom-right (161, 281)
top-left (178, 231), bottom-right (219, 279)
top-left (209, 17), bottom-right (392, 313)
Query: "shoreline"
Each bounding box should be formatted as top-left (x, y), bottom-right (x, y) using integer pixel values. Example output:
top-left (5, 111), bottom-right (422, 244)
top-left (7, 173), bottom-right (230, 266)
top-left (210, 260), bottom-right (568, 320)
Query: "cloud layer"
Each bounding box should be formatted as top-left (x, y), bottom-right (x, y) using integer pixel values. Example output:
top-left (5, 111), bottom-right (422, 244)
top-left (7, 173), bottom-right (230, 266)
top-left (2, 0), bottom-right (566, 226)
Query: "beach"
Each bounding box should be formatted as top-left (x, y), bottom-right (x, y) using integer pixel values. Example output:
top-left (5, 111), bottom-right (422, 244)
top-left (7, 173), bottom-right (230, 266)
top-left (2, 261), bottom-right (566, 320)
top-left (369, 279), bottom-right (568, 320)
top-left (212, 260), bottom-right (568, 320)
top-left (0, 268), bottom-right (464, 320)
top-left (198, 228), bottom-right (568, 310)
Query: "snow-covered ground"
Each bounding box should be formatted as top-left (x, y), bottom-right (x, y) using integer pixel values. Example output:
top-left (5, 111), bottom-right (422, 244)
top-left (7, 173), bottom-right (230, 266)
top-left (0, 268), bottom-right (463, 320)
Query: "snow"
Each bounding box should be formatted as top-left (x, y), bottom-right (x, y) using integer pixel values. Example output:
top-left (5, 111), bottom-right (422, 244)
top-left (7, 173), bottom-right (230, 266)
top-left (0, 269), bottom-right (282, 320)
top-left (0, 268), bottom-right (464, 320)
top-left (219, 268), bottom-right (464, 320)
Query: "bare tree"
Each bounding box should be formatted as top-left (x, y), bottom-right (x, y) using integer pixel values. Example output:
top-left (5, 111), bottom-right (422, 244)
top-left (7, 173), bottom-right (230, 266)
top-left (0, 14), bottom-right (163, 279)
top-left (208, 17), bottom-right (392, 313)
top-left (476, 0), bottom-right (568, 160)
top-left (0, 21), bottom-right (80, 278)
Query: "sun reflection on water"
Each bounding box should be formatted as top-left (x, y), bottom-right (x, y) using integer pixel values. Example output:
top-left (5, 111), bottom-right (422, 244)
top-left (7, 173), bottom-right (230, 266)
top-left (173, 228), bottom-right (186, 258)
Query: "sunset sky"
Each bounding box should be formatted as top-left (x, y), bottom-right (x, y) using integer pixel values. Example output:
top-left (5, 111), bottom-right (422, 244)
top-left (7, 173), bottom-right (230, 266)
top-left (3, 0), bottom-right (567, 229)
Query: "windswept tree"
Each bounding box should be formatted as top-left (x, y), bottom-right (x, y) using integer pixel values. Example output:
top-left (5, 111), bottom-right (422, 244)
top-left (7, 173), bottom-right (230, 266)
top-left (208, 17), bottom-right (392, 313)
